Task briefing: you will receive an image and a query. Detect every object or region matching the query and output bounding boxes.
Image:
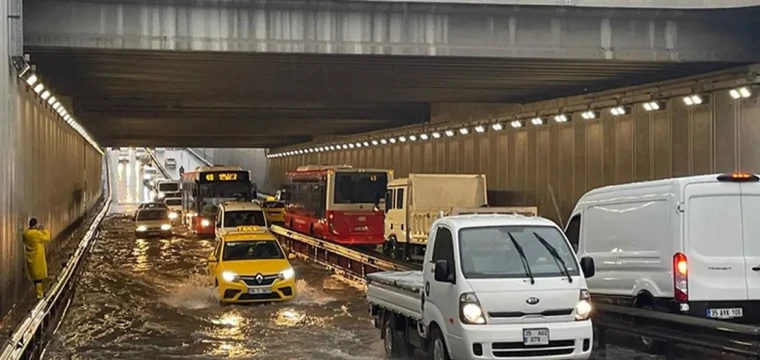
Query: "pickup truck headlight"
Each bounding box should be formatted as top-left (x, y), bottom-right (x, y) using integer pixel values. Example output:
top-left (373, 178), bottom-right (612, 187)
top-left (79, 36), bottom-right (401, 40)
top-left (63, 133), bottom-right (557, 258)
top-left (459, 293), bottom-right (486, 324)
top-left (160, 224), bottom-right (171, 231)
top-left (278, 267), bottom-right (295, 280)
top-left (575, 289), bottom-right (592, 320)
top-left (136, 225), bottom-right (147, 232)
top-left (168, 212), bottom-right (178, 220)
top-left (222, 271), bottom-right (239, 283)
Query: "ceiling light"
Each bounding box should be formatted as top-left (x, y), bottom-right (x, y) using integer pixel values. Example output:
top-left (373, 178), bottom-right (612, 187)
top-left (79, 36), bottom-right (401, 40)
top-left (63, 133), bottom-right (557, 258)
top-left (355, 142), bottom-right (362, 148)
top-left (380, 139), bottom-right (388, 145)
top-left (475, 125), bottom-right (485, 133)
top-left (363, 141), bottom-right (370, 147)
top-left (409, 135), bottom-right (417, 141)
top-left (348, 143), bottom-right (355, 148)
top-left (683, 95), bottom-right (702, 106)
top-left (492, 123), bottom-right (503, 131)
top-left (459, 128), bottom-right (469, 135)
top-left (530, 117), bottom-right (544, 126)
top-left (610, 106), bottom-right (626, 116)
top-left (445, 130), bottom-right (455, 137)
top-left (510, 120), bottom-right (523, 128)
top-left (420, 134), bottom-right (429, 140)
top-left (581, 111), bottom-right (597, 120)
top-left (554, 114), bottom-right (568, 123)
top-left (329, 145), bottom-right (336, 150)
top-left (342, 144), bottom-right (349, 149)
top-left (730, 87), bottom-right (752, 99)
top-left (41, 91), bottom-right (50, 100)
top-left (432, 132), bottom-right (441, 139)
top-left (399, 136), bottom-right (407, 142)
top-left (64, 115), bottom-right (71, 121)
top-left (52, 102), bottom-right (61, 110)
top-left (389, 138), bottom-right (397, 144)
top-left (48, 96), bottom-right (57, 105)
top-left (25, 74), bottom-right (38, 86)
top-left (33, 84), bottom-right (44, 94)
top-left (371, 140), bottom-right (379, 146)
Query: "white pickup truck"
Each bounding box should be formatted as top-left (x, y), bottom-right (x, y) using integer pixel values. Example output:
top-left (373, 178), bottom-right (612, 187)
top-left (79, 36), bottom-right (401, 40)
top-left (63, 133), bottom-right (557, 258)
top-left (367, 214), bottom-right (596, 360)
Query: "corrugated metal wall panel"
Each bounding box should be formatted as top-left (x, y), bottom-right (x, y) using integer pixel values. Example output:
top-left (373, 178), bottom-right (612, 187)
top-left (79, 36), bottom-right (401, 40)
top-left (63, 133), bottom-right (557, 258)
top-left (268, 86), bottom-right (760, 225)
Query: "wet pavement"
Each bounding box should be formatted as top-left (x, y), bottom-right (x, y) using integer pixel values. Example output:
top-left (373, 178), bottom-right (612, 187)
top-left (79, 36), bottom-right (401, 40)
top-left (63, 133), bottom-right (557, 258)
top-left (43, 150), bottom-right (662, 360)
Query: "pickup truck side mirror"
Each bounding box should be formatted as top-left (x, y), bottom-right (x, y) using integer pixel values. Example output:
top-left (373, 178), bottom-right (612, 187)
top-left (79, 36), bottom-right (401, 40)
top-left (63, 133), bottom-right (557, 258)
top-left (434, 260), bottom-right (454, 283)
top-left (580, 256), bottom-right (595, 278)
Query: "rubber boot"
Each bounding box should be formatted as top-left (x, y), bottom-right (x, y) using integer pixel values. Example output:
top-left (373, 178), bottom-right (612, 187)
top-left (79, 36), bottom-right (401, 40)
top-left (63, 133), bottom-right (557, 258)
top-left (35, 283), bottom-right (44, 299)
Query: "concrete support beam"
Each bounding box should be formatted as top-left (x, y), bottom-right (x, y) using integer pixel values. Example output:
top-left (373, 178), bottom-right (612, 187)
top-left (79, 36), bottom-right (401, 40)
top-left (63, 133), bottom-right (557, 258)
top-left (23, 0), bottom-right (759, 62)
top-left (265, 65), bottom-right (760, 224)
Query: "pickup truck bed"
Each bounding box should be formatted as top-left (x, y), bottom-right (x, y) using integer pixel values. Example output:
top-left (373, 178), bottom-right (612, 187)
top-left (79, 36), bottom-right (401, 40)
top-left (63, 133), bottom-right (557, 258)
top-left (367, 271), bottom-right (423, 320)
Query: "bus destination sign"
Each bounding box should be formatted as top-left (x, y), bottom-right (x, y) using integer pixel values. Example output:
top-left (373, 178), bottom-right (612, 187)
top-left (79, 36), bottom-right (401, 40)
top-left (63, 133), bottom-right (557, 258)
top-left (201, 171), bottom-right (248, 183)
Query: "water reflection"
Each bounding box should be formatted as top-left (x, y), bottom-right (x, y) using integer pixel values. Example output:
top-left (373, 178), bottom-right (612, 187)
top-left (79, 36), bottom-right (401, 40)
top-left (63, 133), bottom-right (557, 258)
top-left (132, 238), bottom-right (149, 272)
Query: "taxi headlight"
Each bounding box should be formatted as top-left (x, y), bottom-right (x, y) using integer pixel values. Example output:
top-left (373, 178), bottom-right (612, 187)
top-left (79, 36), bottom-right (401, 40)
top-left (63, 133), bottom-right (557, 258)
top-left (222, 271), bottom-right (239, 283)
top-left (201, 219), bottom-right (211, 227)
top-left (278, 267), bottom-right (295, 280)
top-left (161, 224), bottom-right (171, 231)
top-left (136, 225), bottom-right (147, 232)
top-left (168, 212), bottom-right (178, 220)
top-left (575, 289), bottom-right (592, 320)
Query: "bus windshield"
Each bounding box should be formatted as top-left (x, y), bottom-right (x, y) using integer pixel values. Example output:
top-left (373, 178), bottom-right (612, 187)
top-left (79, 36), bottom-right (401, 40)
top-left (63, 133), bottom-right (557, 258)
top-left (199, 182), bottom-right (251, 200)
top-left (333, 172), bottom-right (388, 204)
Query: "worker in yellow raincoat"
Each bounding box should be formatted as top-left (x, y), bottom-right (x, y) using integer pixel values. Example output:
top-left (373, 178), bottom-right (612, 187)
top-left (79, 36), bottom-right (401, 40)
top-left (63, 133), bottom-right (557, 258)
top-left (23, 218), bottom-right (51, 299)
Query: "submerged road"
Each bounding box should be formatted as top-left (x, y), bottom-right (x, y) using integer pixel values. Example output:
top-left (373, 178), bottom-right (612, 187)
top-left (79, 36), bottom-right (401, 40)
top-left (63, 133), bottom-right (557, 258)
top-left (43, 151), bottom-right (659, 359)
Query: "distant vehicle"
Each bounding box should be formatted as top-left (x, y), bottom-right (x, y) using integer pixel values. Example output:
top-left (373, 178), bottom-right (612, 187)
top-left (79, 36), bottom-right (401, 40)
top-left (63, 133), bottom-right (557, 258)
top-left (384, 173), bottom-right (537, 261)
top-left (156, 180), bottom-right (180, 200)
top-left (209, 230), bottom-right (297, 304)
top-left (283, 165), bottom-right (391, 247)
top-left (137, 202), bottom-right (169, 211)
top-left (164, 197), bottom-right (182, 223)
top-left (143, 167), bottom-right (159, 183)
top-left (118, 155), bottom-right (129, 164)
top-left (261, 198), bottom-right (285, 227)
top-left (165, 158), bottom-right (177, 169)
top-left (367, 214), bottom-right (594, 360)
top-left (134, 208), bottom-right (172, 238)
top-left (215, 202), bottom-right (268, 240)
top-left (571, 172), bottom-right (760, 352)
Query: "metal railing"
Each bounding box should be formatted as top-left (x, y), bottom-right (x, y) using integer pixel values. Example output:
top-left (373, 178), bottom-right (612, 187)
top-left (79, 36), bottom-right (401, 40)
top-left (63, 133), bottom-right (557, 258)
top-left (184, 148), bottom-right (212, 167)
top-left (144, 148), bottom-right (172, 180)
top-left (594, 303), bottom-right (760, 359)
top-left (0, 158), bottom-right (113, 360)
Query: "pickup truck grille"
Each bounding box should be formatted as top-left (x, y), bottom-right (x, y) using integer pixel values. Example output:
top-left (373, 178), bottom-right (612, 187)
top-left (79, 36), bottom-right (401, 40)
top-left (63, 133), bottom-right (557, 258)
top-left (492, 339), bottom-right (575, 357)
top-left (488, 308), bottom-right (573, 318)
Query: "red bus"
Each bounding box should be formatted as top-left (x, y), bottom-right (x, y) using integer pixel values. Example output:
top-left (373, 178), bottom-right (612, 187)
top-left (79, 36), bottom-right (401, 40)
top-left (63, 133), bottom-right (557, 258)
top-left (283, 165), bottom-right (392, 246)
top-left (181, 166), bottom-right (256, 235)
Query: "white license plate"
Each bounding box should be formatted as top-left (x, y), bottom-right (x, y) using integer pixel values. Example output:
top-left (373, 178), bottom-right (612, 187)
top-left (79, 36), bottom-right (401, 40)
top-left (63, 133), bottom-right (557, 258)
top-left (248, 288), bottom-right (271, 295)
top-left (523, 328), bottom-right (549, 346)
top-left (707, 307), bottom-right (743, 319)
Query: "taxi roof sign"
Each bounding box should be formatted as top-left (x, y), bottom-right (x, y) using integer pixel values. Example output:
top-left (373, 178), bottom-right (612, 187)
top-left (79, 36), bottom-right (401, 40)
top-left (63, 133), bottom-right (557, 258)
top-left (236, 225), bottom-right (261, 231)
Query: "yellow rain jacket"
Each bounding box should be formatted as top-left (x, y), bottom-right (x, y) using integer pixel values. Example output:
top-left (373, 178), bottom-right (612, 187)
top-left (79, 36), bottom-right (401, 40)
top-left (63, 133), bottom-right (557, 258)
top-left (23, 228), bottom-right (52, 281)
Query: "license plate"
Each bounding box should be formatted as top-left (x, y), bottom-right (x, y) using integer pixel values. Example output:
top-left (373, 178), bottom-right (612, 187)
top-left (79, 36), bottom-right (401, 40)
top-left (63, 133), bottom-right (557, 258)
top-left (707, 308), bottom-right (743, 319)
top-left (248, 288), bottom-right (271, 295)
top-left (523, 328), bottom-right (549, 346)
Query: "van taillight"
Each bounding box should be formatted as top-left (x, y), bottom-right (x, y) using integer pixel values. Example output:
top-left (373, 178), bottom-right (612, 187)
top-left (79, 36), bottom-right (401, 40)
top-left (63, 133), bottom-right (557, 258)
top-left (673, 252), bottom-right (688, 302)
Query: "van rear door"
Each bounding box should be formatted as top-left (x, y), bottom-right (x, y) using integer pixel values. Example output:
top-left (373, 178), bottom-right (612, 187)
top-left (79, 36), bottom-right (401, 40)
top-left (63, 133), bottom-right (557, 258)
top-left (684, 181), bottom-right (748, 301)
top-left (739, 181), bottom-right (760, 300)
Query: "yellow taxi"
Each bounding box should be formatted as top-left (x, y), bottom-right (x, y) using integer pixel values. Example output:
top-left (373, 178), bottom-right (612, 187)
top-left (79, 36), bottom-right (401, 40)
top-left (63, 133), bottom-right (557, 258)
top-left (261, 196), bottom-right (285, 227)
top-left (208, 228), bottom-right (296, 303)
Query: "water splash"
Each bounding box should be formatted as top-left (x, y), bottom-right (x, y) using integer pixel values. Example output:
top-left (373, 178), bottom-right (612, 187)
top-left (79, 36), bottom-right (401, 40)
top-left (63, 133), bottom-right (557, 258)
top-left (292, 279), bottom-right (336, 305)
top-left (162, 274), bottom-right (219, 310)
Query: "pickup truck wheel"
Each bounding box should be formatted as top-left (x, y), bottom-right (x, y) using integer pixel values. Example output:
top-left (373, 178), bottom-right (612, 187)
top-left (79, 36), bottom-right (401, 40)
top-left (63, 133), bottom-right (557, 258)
top-left (429, 328), bottom-right (450, 360)
top-left (382, 316), bottom-right (407, 358)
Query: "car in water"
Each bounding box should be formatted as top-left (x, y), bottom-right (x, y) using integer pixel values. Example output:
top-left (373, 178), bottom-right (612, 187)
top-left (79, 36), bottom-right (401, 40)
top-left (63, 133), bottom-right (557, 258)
top-left (164, 197), bottom-right (182, 223)
top-left (261, 197), bottom-right (285, 227)
top-left (134, 208), bottom-right (173, 238)
top-left (208, 230), bottom-right (297, 304)
top-left (138, 202), bottom-right (169, 211)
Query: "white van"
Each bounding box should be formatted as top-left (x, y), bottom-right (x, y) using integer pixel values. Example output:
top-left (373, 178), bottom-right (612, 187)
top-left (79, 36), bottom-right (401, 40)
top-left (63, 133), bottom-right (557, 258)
top-left (215, 202), bottom-right (268, 240)
top-left (568, 172), bottom-right (760, 345)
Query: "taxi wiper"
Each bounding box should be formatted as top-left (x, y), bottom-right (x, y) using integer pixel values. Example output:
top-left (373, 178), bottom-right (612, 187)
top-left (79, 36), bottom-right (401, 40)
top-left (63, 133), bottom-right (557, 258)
top-left (533, 232), bottom-right (572, 283)
top-left (507, 233), bottom-right (535, 285)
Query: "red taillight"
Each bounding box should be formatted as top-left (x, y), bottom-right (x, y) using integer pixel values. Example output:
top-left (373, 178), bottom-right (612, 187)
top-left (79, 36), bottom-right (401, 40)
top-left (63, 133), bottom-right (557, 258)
top-left (673, 252), bottom-right (688, 302)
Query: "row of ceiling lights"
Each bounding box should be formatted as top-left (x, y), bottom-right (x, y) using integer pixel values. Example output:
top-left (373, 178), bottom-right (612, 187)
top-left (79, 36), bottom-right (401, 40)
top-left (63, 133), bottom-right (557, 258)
top-left (18, 70), bottom-right (102, 154)
top-left (267, 87), bottom-right (753, 159)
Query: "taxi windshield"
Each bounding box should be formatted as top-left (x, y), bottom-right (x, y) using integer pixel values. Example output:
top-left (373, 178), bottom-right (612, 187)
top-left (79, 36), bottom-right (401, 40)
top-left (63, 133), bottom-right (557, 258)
top-left (137, 210), bottom-right (168, 221)
top-left (223, 241), bottom-right (283, 261)
top-left (223, 210), bottom-right (266, 227)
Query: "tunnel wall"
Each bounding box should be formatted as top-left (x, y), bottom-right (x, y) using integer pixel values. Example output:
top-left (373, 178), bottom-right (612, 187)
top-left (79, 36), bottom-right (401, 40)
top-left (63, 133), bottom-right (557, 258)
top-left (191, 148), bottom-right (271, 193)
top-left (267, 67), bottom-right (760, 225)
top-left (0, 79), bottom-right (104, 318)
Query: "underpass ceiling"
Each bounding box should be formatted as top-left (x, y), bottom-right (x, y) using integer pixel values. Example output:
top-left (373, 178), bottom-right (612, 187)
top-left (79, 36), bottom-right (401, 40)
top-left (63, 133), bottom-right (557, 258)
top-left (26, 47), bottom-right (739, 148)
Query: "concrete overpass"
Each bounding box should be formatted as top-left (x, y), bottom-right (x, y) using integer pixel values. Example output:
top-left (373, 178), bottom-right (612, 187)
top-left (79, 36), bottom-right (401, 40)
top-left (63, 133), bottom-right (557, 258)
top-left (22, 0), bottom-right (760, 148)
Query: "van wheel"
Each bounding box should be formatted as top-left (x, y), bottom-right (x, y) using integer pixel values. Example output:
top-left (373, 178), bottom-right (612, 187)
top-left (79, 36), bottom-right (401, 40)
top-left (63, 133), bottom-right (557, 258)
top-left (429, 327), bottom-right (450, 360)
top-left (382, 316), bottom-right (407, 358)
top-left (636, 304), bottom-right (663, 353)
